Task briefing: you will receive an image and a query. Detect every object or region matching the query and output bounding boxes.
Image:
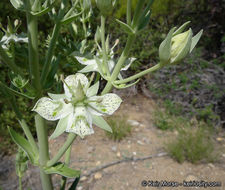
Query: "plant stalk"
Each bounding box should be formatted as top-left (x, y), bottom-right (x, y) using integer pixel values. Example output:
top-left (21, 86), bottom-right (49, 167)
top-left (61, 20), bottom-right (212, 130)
top-left (35, 115), bottom-right (53, 190)
top-left (47, 133), bottom-right (76, 167)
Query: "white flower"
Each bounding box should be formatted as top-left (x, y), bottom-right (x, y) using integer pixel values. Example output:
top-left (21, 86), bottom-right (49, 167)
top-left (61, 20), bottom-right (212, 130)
top-left (75, 55), bottom-right (136, 79)
top-left (0, 33), bottom-right (28, 49)
top-left (32, 73), bottom-right (122, 138)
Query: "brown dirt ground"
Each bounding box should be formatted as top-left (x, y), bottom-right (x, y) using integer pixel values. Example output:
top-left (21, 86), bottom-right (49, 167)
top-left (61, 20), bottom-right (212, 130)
top-left (1, 94), bottom-right (225, 190)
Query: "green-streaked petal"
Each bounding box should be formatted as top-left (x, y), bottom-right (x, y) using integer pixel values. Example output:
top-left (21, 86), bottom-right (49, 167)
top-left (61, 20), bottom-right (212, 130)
top-left (66, 106), bottom-right (94, 138)
top-left (86, 81), bottom-right (99, 97)
top-left (88, 93), bottom-right (122, 115)
top-left (190, 29), bottom-right (203, 53)
top-left (75, 56), bottom-right (96, 65)
top-left (32, 97), bottom-right (73, 121)
top-left (64, 73), bottom-right (89, 98)
top-left (50, 114), bottom-right (70, 139)
top-left (48, 93), bottom-right (66, 100)
top-left (173, 21), bottom-right (191, 36)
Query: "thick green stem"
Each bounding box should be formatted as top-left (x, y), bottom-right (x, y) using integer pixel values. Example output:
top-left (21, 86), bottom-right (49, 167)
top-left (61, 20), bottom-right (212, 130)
top-left (26, 7), bottom-right (41, 92)
top-left (19, 176), bottom-right (22, 190)
top-left (100, 16), bottom-right (110, 76)
top-left (47, 133), bottom-right (76, 167)
top-left (115, 63), bottom-right (162, 84)
top-left (101, 35), bottom-right (135, 94)
top-left (60, 145), bottom-right (72, 190)
top-left (0, 46), bottom-right (24, 76)
top-left (35, 115), bottom-right (53, 190)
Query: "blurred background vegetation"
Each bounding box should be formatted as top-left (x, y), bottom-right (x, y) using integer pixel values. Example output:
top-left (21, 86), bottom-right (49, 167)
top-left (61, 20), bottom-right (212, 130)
top-left (0, 0), bottom-right (225, 159)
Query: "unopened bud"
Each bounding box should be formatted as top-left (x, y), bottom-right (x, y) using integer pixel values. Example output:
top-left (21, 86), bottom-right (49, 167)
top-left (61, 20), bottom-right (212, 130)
top-left (95, 0), bottom-right (116, 16)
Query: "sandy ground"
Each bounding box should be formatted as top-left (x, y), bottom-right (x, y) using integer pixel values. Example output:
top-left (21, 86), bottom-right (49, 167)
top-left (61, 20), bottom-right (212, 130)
top-left (1, 94), bottom-right (225, 190)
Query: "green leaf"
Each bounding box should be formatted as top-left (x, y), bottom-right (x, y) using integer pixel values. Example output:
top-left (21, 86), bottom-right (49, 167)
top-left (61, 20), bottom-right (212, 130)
top-left (115, 19), bottom-right (135, 35)
top-left (138, 10), bottom-right (151, 31)
top-left (44, 162), bottom-right (81, 178)
top-left (31, 1), bottom-right (56, 16)
top-left (173, 21), bottom-right (191, 36)
top-left (68, 176), bottom-right (80, 190)
top-left (61, 12), bottom-right (83, 25)
top-left (113, 79), bottom-right (140, 89)
top-left (8, 127), bottom-right (38, 165)
top-left (190, 29), bottom-right (203, 53)
top-left (92, 115), bottom-right (112, 133)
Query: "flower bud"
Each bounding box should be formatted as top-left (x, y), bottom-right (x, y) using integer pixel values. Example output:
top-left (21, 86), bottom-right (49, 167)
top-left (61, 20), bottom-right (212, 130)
top-left (95, 26), bottom-right (101, 42)
top-left (95, 0), bottom-right (116, 16)
top-left (159, 21), bottom-right (203, 65)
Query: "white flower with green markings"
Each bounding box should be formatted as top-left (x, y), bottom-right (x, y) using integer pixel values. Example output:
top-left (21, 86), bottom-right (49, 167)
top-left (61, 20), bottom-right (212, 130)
top-left (32, 73), bottom-right (122, 138)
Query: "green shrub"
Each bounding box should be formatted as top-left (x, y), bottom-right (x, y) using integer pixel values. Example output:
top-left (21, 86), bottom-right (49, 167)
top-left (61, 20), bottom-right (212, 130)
top-left (105, 115), bottom-right (132, 141)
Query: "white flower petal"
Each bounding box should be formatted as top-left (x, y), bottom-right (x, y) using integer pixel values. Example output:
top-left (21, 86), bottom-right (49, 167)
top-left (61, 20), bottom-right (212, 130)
top-left (64, 73), bottom-right (89, 98)
top-left (32, 97), bottom-right (73, 121)
top-left (88, 93), bottom-right (122, 115)
top-left (48, 93), bottom-right (66, 100)
top-left (75, 56), bottom-right (97, 66)
top-left (108, 60), bottom-right (115, 73)
top-left (66, 106), bottom-right (94, 138)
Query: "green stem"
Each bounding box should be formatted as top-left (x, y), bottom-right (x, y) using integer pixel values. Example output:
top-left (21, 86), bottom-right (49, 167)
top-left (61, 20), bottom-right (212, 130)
top-left (0, 45), bottom-right (24, 76)
top-left (26, 5), bottom-right (41, 92)
top-left (127, 0), bottom-right (131, 25)
top-left (19, 176), bottom-right (22, 190)
top-left (100, 15), bottom-right (110, 76)
top-left (41, 0), bottom-right (68, 86)
top-left (60, 145), bottom-right (72, 190)
top-left (101, 34), bottom-right (135, 94)
top-left (115, 63), bottom-right (162, 84)
top-left (47, 133), bottom-right (76, 167)
top-left (35, 115), bottom-right (53, 190)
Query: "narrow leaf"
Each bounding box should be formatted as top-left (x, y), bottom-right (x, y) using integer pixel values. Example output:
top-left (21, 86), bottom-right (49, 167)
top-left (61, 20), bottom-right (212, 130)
top-left (173, 21), bottom-right (191, 36)
top-left (68, 177), bottom-right (80, 190)
top-left (44, 162), bottom-right (81, 178)
top-left (8, 127), bottom-right (38, 165)
top-left (115, 19), bottom-right (135, 35)
top-left (113, 79), bottom-right (140, 89)
top-left (190, 29), bottom-right (203, 53)
top-left (61, 12), bottom-right (83, 25)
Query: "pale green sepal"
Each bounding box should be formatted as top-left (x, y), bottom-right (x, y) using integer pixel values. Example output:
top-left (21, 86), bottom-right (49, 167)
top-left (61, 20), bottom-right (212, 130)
top-left (49, 115), bottom-right (69, 139)
top-left (159, 27), bottom-right (176, 64)
top-left (48, 93), bottom-right (66, 100)
top-left (8, 127), bottom-right (39, 165)
top-left (190, 29), bottom-right (203, 53)
top-left (113, 79), bottom-right (140, 89)
top-left (86, 81), bottom-right (99, 97)
top-left (44, 162), bottom-right (80, 178)
top-left (92, 115), bottom-right (112, 133)
top-left (171, 28), bottom-right (193, 64)
top-left (115, 19), bottom-right (135, 35)
top-left (173, 21), bottom-right (191, 36)
top-left (79, 64), bottom-right (98, 73)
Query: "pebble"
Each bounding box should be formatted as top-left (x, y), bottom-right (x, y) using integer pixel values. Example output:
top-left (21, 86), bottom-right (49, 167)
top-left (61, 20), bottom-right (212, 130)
top-left (127, 120), bottom-right (141, 126)
top-left (216, 137), bottom-right (223, 142)
top-left (96, 161), bottom-right (101, 166)
top-left (94, 172), bottom-right (102, 179)
top-left (133, 152), bottom-right (137, 156)
top-left (77, 186), bottom-right (83, 190)
top-left (137, 140), bottom-right (144, 145)
top-left (116, 152), bottom-right (121, 157)
top-left (87, 146), bottom-right (95, 153)
top-left (208, 163), bottom-right (215, 168)
top-left (80, 176), bottom-right (87, 181)
top-left (185, 175), bottom-right (199, 181)
top-left (111, 146), bottom-right (117, 152)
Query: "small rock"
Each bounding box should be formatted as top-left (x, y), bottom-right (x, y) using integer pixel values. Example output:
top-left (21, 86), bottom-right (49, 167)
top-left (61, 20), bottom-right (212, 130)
top-left (174, 130), bottom-right (179, 136)
top-left (127, 145), bottom-right (131, 149)
top-left (133, 152), bottom-right (137, 156)
top-left (134, 128), bottom-right (140, 132)
top-left (111, 146), bottom-right (117, 152)
top-left (94, 172), bottom-right (102, 180)
top-left (185, 175), bottom-right (199, 181)
top-left (128, 140), bottom-right (131, 144)
top-left (208, 163), bottom-right (215, 168)
top-left (80, 176), bottom-right (87, 181)
top-left (87, 146), bottom-right (95, 153)
top-left (127, 120), bottom-right (140, 126)
top-left (216, 137), bottom-right (223, 142)
top-left (137, 140), bottom-right (144, 145)
top-left (96, 161), bottom-right (101, 166)
top-left (116, 152), bottom-right (121, 157)
top-left (222, 154), bottom-right (225, 158)
top-left (77, 186), bottom-right (83, 190)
